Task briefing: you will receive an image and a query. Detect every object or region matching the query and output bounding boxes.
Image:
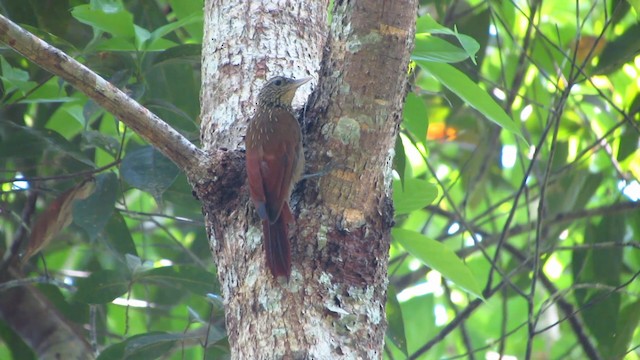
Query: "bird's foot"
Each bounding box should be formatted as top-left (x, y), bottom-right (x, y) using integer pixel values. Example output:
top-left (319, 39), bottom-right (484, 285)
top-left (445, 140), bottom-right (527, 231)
top-left (301, 161), bottom-right (342, 180)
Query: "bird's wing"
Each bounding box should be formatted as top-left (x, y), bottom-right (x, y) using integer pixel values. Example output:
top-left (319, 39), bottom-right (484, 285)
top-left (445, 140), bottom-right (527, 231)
top-left (246, 107), bottom-right (301, 224)
top-left (262, 108), bottom-right (301, 223)
top-left (246, 148), bottom-right (269, 221)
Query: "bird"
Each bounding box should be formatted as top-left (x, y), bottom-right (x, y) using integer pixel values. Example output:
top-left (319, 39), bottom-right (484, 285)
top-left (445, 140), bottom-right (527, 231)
top-left (245, 76), bottom-right (311, 279)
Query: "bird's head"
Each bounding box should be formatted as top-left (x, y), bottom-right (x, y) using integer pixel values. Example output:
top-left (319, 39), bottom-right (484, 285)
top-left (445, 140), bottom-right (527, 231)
top-left (257, 76), bottom-right (312, 108)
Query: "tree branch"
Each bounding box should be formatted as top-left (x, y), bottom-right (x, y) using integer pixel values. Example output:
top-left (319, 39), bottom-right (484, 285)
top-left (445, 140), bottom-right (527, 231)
top-left (0, 14), bottom-right (205, 179)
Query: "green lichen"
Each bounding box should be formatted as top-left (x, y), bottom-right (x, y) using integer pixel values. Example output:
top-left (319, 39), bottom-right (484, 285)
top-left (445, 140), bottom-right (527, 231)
top-left (334, 117), bottom-right (361, 145)
top-left (317, 224), bottom-right (328, 250)
top-left (346, 31), bottom-right (382, 53)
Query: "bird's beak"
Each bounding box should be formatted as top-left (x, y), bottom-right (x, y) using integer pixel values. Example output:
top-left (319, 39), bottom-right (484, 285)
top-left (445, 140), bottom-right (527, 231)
top-left (291, 77), bottom-right (313, 88)
top-left (282, 77), bottom-right (313, 104)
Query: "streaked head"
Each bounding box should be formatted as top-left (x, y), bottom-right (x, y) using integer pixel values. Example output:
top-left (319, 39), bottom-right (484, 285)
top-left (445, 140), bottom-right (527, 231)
top-left (258, 76), bottom-right (312, 108)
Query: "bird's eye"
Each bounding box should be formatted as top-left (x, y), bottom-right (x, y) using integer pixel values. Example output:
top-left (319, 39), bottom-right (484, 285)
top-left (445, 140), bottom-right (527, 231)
top-left (274, 79), bottom-right (282, 86)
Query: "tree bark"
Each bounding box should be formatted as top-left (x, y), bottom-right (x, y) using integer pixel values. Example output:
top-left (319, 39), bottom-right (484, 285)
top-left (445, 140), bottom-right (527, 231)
top-left (195, 0), bottom-right (417, 358)
top-left (0, 0), bottom-right (418, 357)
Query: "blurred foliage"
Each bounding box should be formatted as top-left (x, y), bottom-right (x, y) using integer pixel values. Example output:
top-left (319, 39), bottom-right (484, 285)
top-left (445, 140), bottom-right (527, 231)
top-left (0, 0), bottom-right (220, 359)
top-left (0, 0), bottom-right (639, 359)
top-left (389, 1), bottom-right (640, 359)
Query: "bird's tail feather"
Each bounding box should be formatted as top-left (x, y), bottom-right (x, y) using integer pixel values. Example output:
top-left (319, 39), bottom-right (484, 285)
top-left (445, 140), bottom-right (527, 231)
top-left (263, 206), bottom-right (292, 279)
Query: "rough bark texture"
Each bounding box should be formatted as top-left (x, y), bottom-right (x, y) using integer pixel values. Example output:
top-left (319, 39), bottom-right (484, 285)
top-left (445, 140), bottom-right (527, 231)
top-left (199, 0), bottom-right (325, 151)
top-left (194, 0), bottom-right (416, 358)
top-left (299, 0), bottom-right (417, 356)
top-left (0, 0), bottom-right (416, 357)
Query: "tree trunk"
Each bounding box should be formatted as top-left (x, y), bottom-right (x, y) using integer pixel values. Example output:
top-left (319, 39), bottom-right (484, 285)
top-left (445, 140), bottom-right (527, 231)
top-left (194, 0), bottom-right (417, 358)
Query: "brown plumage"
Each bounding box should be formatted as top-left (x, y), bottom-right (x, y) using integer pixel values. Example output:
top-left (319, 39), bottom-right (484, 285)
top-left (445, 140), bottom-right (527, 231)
top-left (245, 76), bottom-right (310, 279)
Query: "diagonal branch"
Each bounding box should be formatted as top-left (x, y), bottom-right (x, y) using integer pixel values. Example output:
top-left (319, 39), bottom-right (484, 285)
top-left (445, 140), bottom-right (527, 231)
top-left (0, 14), bottom-right (205, 178)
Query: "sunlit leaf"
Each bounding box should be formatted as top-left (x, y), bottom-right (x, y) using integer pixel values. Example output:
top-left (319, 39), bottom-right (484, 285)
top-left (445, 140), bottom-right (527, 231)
top-left (612, 300), bottom-right (640, 360)
top-left (71, 4), bottom-right (135, 38)
top-left (594, 23), bottom-right (640, 75)
top-left (0, 57), bottom-right (35, 94)
top-left (413, 35), bottom-right (471, 63)
top-left (393, 178), bottom-right (438, 215)
top-left (415, 60), bottom-right (526, 143)
top-left (402, 92), bottom-right (429, 141)
top-left (385, 285), bottom-right (407, 356)
top-left (394, 136), bottom-right (407, 187)
top-left (392, 228), bottom-right (483, 299)
top-left (415, 13), bottom-right (479, 63)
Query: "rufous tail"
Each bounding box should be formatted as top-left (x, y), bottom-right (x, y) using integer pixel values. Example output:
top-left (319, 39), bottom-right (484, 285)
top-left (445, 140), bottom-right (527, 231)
top-left (263, 205), bottom-right (293, 279)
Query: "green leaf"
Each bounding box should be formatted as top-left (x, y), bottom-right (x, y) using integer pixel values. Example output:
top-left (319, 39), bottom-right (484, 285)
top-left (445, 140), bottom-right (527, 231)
top-left (36, 284), bottom-right (88, 324)
top-left (0, 57), bottom-right (36, 94)
top-left (392, 178), bottom-right (438, 215)
top-left (134, 24), bottom-right (152, 49)
top-left (137, 266), bottom-right (219, 296)
top-left (61, 103), bottom-right (86, 127)
top-left (0, 121), bottom-right (46, 160)
top-left (573, 215), bottom-right (624, 354)
top-left (144, 62), bottom-right (200, 130)
top-left (413, 35), bottom-right (471, 63)
top-left (611, 299), bottom-right (640, 360)
top-left (75, 269), bottom-right (129, 304)
top-left (415, 60), bottom-right (526, 143)
top-left (104, 211), bottom-right (138, 257)
top-left (168, 0), bottom-right (204, 40)
top-left (121, 146), bottom-right (180, 201)
top-left (402, 92), bottom-right (429, 141)
top-left (415, 14), bottom-right (479, 63)
top-left (393, 136), bottom-right (407, 187)
top-left (385, 285), bottom-right (407, 356)
top-left (97, 332), bottom-right (191, 360)
top-left (0, 121), bottom-right (94, 165)
top-left (590, 216), bottom-right (624, 287)
top-left (416, 13), bottom-right (451, 34)
top-left (452, 25), bottom-right (481, 65)
top-left (73, 173), bottom-right (119, 240)
top-left (93, 37), bottom-right (138, 51)
top-left (629, 0), bottom-right (640, 21)
top-left (594, 23), bottom-right (640, 75)
top-left (151, 44), bottom-right (202, 67)
top-left (145, 99), bottom-right (197, 129)
top-left (401, 294), bottom-right (436, 354)
top-left (81, 130), bottom-right (121, 154)
top-left (147, 13), bottom-right (203, 50)
top-left (71, 4), bottom-right (135, 39)
top-left (618, 127), bottom-right (640, 162)
top-left (392, 228), bottom-right (483, 299)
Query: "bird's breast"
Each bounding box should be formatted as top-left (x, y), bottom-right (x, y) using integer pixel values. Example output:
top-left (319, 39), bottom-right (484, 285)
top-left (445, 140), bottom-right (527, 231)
top-left (247, 107), bottom-right (302, 154)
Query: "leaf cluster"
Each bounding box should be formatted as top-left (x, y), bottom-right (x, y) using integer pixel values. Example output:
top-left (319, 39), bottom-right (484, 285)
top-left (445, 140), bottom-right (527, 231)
top-left (0, 1), bottom-right (224, 359)
top-left (387, 1), bottom-right (640, 359)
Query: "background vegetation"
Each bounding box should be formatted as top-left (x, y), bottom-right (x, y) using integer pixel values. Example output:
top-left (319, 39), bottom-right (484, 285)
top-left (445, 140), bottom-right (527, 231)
top-left (0, 0), bottom-right (639, 359)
